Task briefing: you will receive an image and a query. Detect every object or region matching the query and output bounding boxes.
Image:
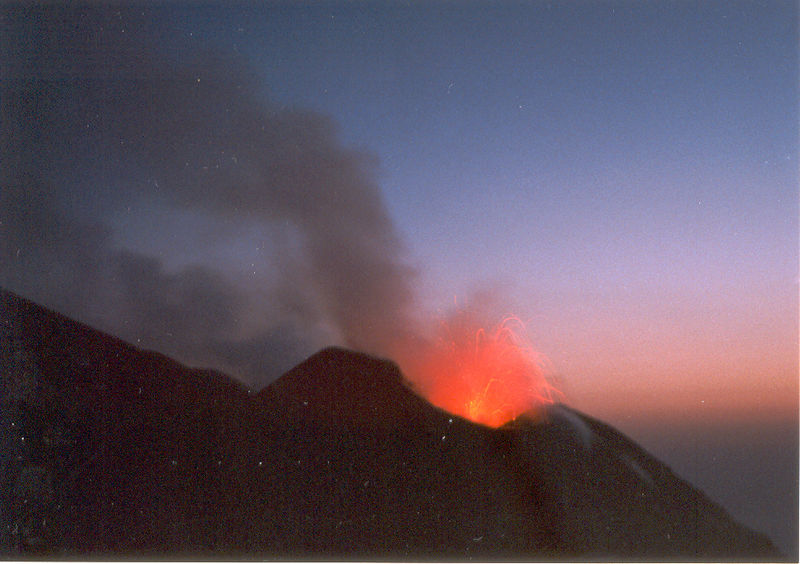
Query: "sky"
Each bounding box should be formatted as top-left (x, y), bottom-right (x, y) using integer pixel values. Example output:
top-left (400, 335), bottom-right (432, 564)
top-left (1, 2), bottom-right (797, 555)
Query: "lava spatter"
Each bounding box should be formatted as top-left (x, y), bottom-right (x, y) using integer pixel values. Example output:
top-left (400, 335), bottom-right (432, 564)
top-left (406, 315), bottom-right (561, 428)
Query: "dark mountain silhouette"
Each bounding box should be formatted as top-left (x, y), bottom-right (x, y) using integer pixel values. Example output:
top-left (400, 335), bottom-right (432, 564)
top-left (0, 288), bottom-right (783, 560)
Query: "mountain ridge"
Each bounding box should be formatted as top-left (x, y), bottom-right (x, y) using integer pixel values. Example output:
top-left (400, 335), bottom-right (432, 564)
top-left (0, 287), bottom-right (783, 559)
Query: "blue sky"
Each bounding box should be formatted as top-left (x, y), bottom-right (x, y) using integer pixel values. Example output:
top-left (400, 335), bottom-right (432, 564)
top-left (228, 2), bottom-right (796, 309)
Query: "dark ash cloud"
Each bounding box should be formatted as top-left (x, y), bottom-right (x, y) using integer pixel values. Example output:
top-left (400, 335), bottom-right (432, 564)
top-left (1, 6), bottom-right (419, 388)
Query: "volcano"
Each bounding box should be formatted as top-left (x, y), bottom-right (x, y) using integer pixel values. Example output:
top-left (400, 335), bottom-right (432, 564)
top-left (0, 288), bottom-right (783, 559)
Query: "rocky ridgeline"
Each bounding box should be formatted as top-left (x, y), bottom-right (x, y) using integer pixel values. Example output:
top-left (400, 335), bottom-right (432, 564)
top-left (0, 288), bottom-right (783, 560)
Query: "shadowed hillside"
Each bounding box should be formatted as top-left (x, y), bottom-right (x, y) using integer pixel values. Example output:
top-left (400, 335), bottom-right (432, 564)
top-left (0, 288), bottom-right (783, 559)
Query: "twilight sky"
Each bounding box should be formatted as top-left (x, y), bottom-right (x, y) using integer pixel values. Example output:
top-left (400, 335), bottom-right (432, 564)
top-left (3, 1), bottom-right (795, 422)
top-left (1, 2), bottom-right (797, 555)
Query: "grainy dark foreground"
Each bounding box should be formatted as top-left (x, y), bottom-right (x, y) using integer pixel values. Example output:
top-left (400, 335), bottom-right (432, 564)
top-left (0, 288), bottom-right (782, 560)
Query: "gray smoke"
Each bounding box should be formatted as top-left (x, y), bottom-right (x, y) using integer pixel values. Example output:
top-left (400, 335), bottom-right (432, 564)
top-left (1, 6), bottom-right (419, 388)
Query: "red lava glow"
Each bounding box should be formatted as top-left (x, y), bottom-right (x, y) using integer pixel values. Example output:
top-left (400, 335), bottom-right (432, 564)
top-left (409, 316), bottom-right (561, 428)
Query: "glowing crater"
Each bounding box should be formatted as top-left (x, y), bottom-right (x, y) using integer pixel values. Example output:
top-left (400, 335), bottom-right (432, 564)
top-left (410, 316), bottom-right (561, 428)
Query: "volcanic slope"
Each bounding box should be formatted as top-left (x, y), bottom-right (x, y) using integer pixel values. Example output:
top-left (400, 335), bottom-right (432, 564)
top-left (0, 288), bottom-right (782, 559)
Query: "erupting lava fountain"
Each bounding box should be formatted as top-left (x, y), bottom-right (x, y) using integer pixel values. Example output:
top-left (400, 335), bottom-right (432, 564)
top-left (402, 315), bottom-right (562, 428)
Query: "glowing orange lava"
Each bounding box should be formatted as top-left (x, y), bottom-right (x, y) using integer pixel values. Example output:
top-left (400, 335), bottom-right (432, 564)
top-left (409, 316), bottom-right (561, 428)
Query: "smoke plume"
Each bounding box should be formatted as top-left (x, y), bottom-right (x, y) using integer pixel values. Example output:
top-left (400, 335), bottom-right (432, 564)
top-left (1, 6), bottom-right (419, 388)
